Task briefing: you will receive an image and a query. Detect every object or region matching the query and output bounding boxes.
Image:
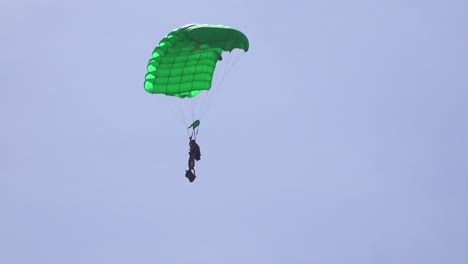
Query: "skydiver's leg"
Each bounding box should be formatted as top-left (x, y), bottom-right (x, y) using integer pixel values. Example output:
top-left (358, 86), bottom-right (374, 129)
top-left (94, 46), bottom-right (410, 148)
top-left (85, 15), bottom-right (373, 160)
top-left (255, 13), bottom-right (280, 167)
top-left (188, 156), bottom-right (195, 170)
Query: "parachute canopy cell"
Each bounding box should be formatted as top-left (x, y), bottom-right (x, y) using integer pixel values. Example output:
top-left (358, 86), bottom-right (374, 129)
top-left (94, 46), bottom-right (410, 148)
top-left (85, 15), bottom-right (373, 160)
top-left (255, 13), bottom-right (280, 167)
top-left (144, 24), bottom-right (249, 98)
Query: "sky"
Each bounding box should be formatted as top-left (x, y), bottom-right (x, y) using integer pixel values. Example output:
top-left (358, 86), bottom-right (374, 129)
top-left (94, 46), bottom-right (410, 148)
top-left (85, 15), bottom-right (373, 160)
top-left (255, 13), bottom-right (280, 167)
top-left (1, 0), bottom-right (468, 263)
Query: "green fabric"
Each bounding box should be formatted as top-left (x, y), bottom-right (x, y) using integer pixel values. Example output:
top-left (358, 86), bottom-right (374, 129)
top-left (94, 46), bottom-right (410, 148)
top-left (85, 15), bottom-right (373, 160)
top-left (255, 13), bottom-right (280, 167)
top-left (144, 24), bottom-right (249, 98)
top-left (188, 120), bottom-right (200, 129)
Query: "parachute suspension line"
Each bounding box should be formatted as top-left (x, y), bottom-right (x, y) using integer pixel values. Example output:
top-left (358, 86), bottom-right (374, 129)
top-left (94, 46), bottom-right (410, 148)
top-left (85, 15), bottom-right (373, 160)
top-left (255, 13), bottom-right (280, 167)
top-left (193, 41), bottom-right (241, 122)
top-left (179, 97), bottom-right (189, 125)
top-left (188, 96), bottom-right (194, 123)
top-left (173, 79), bottom-right (204, 138)
top-left (199, 49), bottom-right (245, 120)
top-left (188, 124), bottom-right (199, 140)
top-left (193, 93), bottom-right (201, 120)
top-left (169, 95), bottom-right (197, 139)
top-left (184, 97), bottom-right (191, 124)
top-left (179, 54), bottom-right (193, 131)
top-left (188, 98), bottom-right (197, 136)
top-left (200, 38), bottom-right (246, 120)
top-left (190, 93), bottom-right (201, 132)
top-left (178, 97), bottom-right (193, 138)
top-left (193, 62), bottom-right (222, 121)
top-left (168, 96), bottom-right (190, 130)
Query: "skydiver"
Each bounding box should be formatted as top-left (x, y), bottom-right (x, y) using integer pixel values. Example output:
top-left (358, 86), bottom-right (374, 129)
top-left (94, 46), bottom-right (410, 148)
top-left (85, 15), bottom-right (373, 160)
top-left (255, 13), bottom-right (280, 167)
top-left (190, 139), bottom-right (201, 161)
top-left (186, 138), bottom-right (201, 182)
top-left (188, 139), bottom-right (201, 170)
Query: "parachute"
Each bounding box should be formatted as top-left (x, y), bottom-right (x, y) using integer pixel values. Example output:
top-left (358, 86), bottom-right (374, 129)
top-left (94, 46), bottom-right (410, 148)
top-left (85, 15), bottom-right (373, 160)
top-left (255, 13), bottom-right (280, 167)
top-left (144, 24), bottom-right (249, 137)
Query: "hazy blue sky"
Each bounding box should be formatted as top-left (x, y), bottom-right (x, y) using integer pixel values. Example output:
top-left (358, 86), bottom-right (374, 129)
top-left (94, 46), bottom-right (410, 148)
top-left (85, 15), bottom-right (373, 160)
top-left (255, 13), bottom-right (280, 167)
top-left (1, 0), bottom-right (467, 263)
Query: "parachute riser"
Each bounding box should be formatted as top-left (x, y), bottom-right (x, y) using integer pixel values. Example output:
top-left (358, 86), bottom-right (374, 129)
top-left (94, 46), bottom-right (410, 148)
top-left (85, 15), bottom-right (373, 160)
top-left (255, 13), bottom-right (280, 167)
top-left (189, 127), bottom-right (199, 140)
top-left (188, 119), bottom-right (200, 140)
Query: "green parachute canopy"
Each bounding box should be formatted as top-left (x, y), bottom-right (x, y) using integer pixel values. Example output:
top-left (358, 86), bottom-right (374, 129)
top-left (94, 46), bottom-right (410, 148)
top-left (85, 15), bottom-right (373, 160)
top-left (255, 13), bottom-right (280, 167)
top-left (144, 24), bottom-right (249, 98)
